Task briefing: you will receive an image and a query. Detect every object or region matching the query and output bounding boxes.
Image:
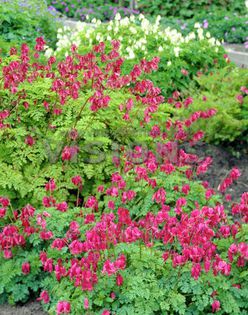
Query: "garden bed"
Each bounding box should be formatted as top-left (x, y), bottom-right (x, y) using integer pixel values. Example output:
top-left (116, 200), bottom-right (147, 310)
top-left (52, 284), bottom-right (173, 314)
top-left (0, 142), bottom-right (247, 315)
top-left (0, 2), bottom-right (247, 314)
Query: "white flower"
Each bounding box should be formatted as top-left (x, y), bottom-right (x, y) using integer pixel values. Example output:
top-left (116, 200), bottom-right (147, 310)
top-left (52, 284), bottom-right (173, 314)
top-left (107, 25), bottom-right (112, 31)
top-left (91, 18), bottom-right (97, 24)
top-left (215, 47), bottom-right (219, 52)
top-left (120, 17), bottom-right (129, 26)
top-left (45, 48), bottom-right (53, 58)
top-left (139, 14), bottom-right (145, 20)
top-left (85, 15), bottom-right (89, 20)
top-left (141, 18), bottom-right (150, 30)
top-left (197, 28), bottom-right (204, 40)
top-left (208, 38), bottom-right (216, 46)
top-left (158, 46), bottom-right (163, 52)
top-left (153, 25), bottom-right (159, 33)
top-left (130, 27), bottom-right (137, 34)
top-left (167, 61), bottom-right (172, 66)
top-left (174, 47), bottom-right (180, 57)
top-left (156, 15), bottom-right (161, 22)
top-left (130, 15), bottom-right (135, 22)
top-left (206, 32), bottom-right (211, 38)
top-left (128, 49), bottom-right (135, 59)
top-left (194, 22), bottom-right (201, 29)
top-left (115, 13), bottom-right (121, 21)
top-left (107, 35), bottom-right (112, 41)
top-left (186, 32), bottom-right (196, 41)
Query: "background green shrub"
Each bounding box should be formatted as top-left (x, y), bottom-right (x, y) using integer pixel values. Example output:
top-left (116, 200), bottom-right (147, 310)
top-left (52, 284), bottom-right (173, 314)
top-left (0, 0), bottom-right (60, 55)
top-left (51, 16), bottom-right (227, 98)
top-left (46, 0), bottom-right (246, 21)
top-left (160, 11), bottom-right (248, 44)
top-left (46, 0), bottom-right (137, 21)
top-left (0, 46), bottom-right (155, 208)
top-left (137, 0), bottom-right (246, 19)
top-left (170, 66), bottom-right (248, 144)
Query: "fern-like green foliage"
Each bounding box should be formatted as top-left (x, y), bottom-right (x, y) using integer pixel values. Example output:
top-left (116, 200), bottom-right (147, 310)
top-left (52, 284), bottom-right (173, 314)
top-left (0, 56), bottom-right (149, 208)
top-left (0, 204), bottom-right (247, 313)
top-left (171, 66), bottom-right (248, 144)
top-left (0, 249), bottom-right (43, 305)
top-left (34, 237), bottom-right (248, 314)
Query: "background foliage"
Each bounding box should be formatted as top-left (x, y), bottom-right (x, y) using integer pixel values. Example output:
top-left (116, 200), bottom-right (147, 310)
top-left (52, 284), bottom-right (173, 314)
top-left (160, 11), bottom-right (248, 44)
top-left (0, 0), bottom-right (60, 55)
top-left (46, 0), bottom-right (137, 21)
top-left (51, 16), bottom-right (227, 98)
top-left (137, 0), bottom-right (246, 19)
top-left (169, 66), bottom-right (248, 144)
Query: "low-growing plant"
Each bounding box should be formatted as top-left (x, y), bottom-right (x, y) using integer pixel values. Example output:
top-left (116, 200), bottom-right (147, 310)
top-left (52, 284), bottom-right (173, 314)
top-left (0, 38), bottom-right (248, 315)
top-left (169, 66), bottom-right (248, 144)
top-left (0, 37), bottom-right (165, 208)
top-left (0, 108), bottom-right (248, 313)
top-left (137, 0), bottom-right (246, 19)
top-left (160, 11), bottom-right (248, 44)
top-left (48, 14), bottom-right (227, 97)
top-left (47, 0), bottom-right (138, 21)
top-left (46, 0), bottom-right (247, 22)
top-left (0, 0), bottom-right (60, 55)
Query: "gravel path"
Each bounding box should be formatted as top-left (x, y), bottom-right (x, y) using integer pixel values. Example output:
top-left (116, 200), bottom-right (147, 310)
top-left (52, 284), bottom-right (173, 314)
top-left (0, 302), bottom-right (46, 315)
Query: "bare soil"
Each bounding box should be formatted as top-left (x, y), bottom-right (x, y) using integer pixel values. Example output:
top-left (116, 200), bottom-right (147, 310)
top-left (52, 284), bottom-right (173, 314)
top-left (189, 142), bottom-right (248, 201)
top-left (0, 302), bottom-right (46, 315)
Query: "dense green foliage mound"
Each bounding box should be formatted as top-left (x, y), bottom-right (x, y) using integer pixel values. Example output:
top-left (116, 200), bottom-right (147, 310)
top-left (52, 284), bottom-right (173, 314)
top-left (51, 15), bottom-right (227, 98)
top-left (0, 0), bottom-right (60, 54)
top-left (169, 66), bottom-right (248, 144)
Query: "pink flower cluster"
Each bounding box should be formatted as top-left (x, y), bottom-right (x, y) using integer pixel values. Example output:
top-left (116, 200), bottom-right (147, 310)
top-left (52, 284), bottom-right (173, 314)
top-left (0, 39), bottom-right (247, 314)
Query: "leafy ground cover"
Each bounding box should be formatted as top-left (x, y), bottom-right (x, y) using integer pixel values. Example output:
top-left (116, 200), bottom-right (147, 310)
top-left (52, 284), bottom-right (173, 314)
top-left (47, 0), bottom-right (138, 22)
top-left (0, 37), bottom-right (247, 314)
top-left (46, 0), bottom-right (247, 44)
top-left (47, 0), bottom-right (246, 22)
top-left (160, 11), bottom-right (248, 44)
top-left (47, 14), bottom-right (227, 98)
top-left (0, 0), bottom-right (60, 55)
top-left (169, 66), bottom-right (248, 144)
top-left (0, 2), bottom-right (248, 314)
